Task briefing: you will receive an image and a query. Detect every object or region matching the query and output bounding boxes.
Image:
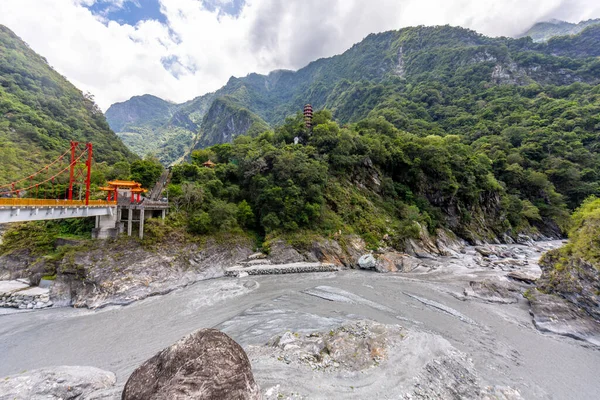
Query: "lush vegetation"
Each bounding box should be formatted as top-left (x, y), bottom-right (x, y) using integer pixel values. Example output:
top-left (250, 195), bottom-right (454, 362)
top-left (108, 24), bottom-right (600, 174)
top-left (546, 196), bottom-right (600, 269)
top-left (0, 25), bottom-right (136, 182)
top-left (165, 109), bottom-right (574, 249)
top-left (158, 25), bottom-right (600, 246)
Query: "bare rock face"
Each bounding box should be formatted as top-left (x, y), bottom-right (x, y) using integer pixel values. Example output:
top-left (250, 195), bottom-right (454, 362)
top-left (0, 366), bottom-right (116, 400)
top-left (464, 280), bottom-right (520, 304)
top-left (375, 252), bottom-right (401, 273)
top-left (122, 328), bottom-right (261, 400)
top-left (267, 240), bottom-right (305, 264)
top-left (528, 291), bottom-right (600, 346)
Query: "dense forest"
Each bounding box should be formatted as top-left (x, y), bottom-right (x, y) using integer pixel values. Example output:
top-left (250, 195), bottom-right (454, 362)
top-left (0, 25), bottom-right (136, 182)
top-left (162, 108), bottom-right (570, 249)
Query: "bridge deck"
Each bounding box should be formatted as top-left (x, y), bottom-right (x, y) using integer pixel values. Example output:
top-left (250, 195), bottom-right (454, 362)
top-left (0, 199), bottom-right (116, 224)
top-left (0, 199), bottom-right (116, 208)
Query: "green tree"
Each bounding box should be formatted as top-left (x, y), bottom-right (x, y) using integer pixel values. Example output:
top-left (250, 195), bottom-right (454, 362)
top-left (130, 156), bottom-right (164, 189)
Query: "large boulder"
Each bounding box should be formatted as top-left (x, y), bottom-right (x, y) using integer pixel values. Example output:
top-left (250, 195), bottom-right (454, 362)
top-left (374, 252), bottom-right (402, 273)
top-left (122, 328), bottom-right (260, 400)
top-left (0, 366), bottom-right (116, 400)
top-left (358, 254), bottom-right (377, 270)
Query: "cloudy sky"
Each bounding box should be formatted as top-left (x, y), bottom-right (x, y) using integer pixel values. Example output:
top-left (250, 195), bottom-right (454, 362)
top-left (1, 0), bottom-right (599, 110)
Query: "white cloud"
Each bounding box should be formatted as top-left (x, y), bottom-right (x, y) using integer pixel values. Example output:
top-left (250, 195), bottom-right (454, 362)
top-left (0, 0), bottom-right (598, 111)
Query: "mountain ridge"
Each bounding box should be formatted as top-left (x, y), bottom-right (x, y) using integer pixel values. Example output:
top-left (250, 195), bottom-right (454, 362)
top-left (519, 18), bottom-right (600, 43)
top-left (106, 23), bottom-right (600, 164)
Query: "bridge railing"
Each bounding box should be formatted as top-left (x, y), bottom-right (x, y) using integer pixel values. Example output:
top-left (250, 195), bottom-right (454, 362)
top-left (0, 199), bottom-right (117, 208)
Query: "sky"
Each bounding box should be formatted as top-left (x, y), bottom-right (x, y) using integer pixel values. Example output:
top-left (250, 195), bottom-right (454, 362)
top-left (0, 0), bottom-right (599, 110)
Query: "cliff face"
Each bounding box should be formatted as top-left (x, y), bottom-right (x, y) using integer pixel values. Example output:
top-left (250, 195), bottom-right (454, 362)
top-left (192, 97), bottom-right (269, 150)
top-left (106, 93), bottom-right (216, 165)
top-left (539, 250), bottom-right (600, 321)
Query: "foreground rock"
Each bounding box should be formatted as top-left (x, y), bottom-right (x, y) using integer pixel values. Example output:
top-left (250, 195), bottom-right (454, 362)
top-left (247, 320), bottom-right (522, 399)
top-left (0, 366), bottom-right (116, 400)
top-left (122, 328), bottom-right (260, 400)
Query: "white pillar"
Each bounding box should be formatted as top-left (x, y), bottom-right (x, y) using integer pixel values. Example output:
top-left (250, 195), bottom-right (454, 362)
top-left (95, 216), bottom-right (100, 228)
top-left (127, 208), bottom-right (133, 236)
top-left (139, 208), bottom-right (145, 240)
top-left (161, 209), bottom-right (166, 220)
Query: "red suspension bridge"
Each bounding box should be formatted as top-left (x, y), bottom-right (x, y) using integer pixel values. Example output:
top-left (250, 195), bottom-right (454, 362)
top-left (0, 142), bottom-right (116, 224)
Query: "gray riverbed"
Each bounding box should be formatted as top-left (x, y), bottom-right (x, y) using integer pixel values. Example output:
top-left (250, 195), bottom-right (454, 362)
top-left (1, 241), bottom-right (599, 399)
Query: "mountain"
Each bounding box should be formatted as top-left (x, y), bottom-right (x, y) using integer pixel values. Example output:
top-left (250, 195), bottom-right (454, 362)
top-left (520, 18), bottom-right (600, 43)
top-left (0, 25), bottom-right (135, 181)
top-left (109, 23), bottom-right (600, 166)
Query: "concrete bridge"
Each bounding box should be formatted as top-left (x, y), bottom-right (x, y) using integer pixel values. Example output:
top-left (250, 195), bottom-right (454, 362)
top-left (1, 140), bottom-right (170, 240)
top-left (0, 199), bottom-right (116, 224)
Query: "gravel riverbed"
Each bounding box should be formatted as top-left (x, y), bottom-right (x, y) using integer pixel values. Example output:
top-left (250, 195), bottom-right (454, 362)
top-left (0, 240), bottom-right (599, 399)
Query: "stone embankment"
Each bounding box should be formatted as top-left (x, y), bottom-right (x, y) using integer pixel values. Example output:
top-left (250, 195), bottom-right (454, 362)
top-left (0, 280), bottom-right (52, 309)
top-left (225, 258), bottom-right (339, 277)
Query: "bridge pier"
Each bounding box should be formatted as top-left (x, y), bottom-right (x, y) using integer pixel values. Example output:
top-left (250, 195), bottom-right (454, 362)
top-left (127, 208), bottom-right (133, 236)
top-left (91, 213), bottom-right (119, 239)
top-left (139, 209), bottom-right (145, 240)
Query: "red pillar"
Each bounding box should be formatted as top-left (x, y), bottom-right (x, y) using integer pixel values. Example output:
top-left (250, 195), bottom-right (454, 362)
top-left (113, 188), bottom-right (118, 203)
top-left (130, 191), bottom-right (134, 203)
top-left (137, 193), bottom-right (141, 203)
top-left (68, 141), bottom-right (78, 201)
top-left (85, 143), bottom-right (93, 206)
top-left (107, 191), bottom-right (111, 202)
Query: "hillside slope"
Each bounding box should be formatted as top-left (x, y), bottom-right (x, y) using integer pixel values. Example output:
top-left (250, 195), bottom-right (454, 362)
top-left (0, 25), bottom-right (136, 180)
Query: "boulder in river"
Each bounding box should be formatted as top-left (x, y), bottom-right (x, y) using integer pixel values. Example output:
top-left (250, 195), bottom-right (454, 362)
top-left (358, 254), bottom-right (377, 270)
top-left (122, 328), bottom-right (260, 400)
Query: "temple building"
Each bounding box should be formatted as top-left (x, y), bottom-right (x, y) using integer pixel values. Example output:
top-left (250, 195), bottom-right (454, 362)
top-left (98, 180), bottom-right (147, 204)
top-left (93, 179), bottom-right (168, 240)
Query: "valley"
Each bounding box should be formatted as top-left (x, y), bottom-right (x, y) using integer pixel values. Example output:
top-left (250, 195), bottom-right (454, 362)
top-left (0, 9), bottom-right (599, 400)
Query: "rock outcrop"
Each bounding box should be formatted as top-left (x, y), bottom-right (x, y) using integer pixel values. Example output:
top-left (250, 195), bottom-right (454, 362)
top-left (463, 280), bottom-right (520, 304)
top-left (266, 235), bottom-right (366, 268)
top-left (122, 328), bottom-right (260, 400)
top-left (528, 291), bottom-right (600, 346)
top-left (0, 366), bottom-right (116, 400)
top-left (538, 250), bottom-right (600, 321)
top-left (51, 237), bottom-right (252, 309)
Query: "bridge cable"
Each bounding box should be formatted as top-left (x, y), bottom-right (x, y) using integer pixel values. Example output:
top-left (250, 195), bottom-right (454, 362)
top-left (0, 147), bottom-right (74, 190)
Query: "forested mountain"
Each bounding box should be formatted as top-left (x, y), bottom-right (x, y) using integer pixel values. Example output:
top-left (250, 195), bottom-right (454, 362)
top-left (520, 18), bottom-right (600, 42)
top-left (109, 24), bottom-right (600, 168)
top-left (0, 25), bottom-right (136, 180)
top-left (106, 93), bottom-right (215, 165)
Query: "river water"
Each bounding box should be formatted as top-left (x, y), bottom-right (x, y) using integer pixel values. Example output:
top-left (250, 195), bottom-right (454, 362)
top-left (0, 240), bottom-right (599, 399)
